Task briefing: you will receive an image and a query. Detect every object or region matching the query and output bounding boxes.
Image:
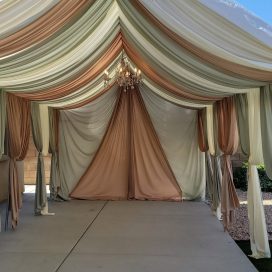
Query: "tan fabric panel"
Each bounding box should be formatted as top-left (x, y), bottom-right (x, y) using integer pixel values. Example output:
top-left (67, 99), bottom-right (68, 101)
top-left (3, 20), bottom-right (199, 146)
top-left (197, 109), bottom-right (208, 152)
top-left (71, 88), bottom-right (182, 200)
top-left (216, 97), bottom-right (240, 230)
top-left (123, 38), bottom-right (219, 103)
top-left (16, 34), bottom-right (123, 101)
top-left (6, 94), bottom-right (30, 228)
top-left (0, 0), bottom-right (93, 57)
top-left (133, 0), bottom-right (272, 82)
top-left (70, 90), bottom-right (130, 200)
top-left (130, 88), bottom-right (182, 200)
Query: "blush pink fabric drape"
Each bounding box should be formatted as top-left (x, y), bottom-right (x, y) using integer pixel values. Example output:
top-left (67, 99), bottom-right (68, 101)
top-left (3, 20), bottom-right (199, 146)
top-left (6, 94), bottom-right (30, 228)
top-left (71, 88), bottom-right (182, 200)
top-left (0, 0), bottom-right (93, 57)
top-left (217, 97), bottom-right (240, 230)
top-left (197, 109), bottom-right (209, 152)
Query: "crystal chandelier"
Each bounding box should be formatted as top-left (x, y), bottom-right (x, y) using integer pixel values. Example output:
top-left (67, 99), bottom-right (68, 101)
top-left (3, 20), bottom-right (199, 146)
top-left (104, 52), bottom-right (142, 91)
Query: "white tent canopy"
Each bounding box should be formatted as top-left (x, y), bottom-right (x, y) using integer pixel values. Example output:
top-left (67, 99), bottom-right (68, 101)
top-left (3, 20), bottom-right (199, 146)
top-left (0, 0), bottom-right (271, 259)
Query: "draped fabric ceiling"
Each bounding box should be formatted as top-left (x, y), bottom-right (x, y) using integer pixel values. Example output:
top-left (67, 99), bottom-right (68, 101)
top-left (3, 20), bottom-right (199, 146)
top-left (0, 0), bottom-right (271, 258)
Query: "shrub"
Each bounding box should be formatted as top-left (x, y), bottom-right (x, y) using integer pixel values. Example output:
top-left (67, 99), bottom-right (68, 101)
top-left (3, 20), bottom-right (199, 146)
top-left (233, 163), bottom-right (272, 192)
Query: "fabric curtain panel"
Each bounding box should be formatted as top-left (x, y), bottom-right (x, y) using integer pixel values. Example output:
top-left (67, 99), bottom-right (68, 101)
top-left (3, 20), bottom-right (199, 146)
top-left (134, 0), bottom-right (272, 82)
top-left (58, 86), bottom-right (118, 199)
top-left (0, 90), bottom-right (6, 158)
top-left (0, 0), bottom-right (93, 58)
top-left (48, 108), bottom-right (60, 199)
top-left (247, 89), bottom-right (271, 259)
top-left (31, 103), bottom-right (47, 215)
top-left (216, 97), bottom-right (240, 230)
top-left (140, 85), bottom-right (205, 200)
top-left (197, 109), bottom-right (208, 152)
top-left (17, 34), bottom-right (123, 101)
top-left (71, 88), bottom-right (182, 200)
top-left (260, 84), bottom-right (272, 179)
top-left (206, 105), bottom-right (222, 216)
top-left (129, 87), bottom-right (182, 200)
top-left (235, 94), bottom-right (250, 157)
top-left (6, 93), bottom-right (30, 228)
top-left (71, 90), bottom-right (130, 200)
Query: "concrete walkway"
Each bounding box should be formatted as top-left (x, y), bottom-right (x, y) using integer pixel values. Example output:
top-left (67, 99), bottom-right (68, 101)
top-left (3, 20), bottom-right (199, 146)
top-left (0, 194), bottom-right (257, 272)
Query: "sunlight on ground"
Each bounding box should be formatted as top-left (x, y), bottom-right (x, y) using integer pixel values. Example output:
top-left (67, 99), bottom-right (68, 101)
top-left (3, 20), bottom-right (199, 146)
top-left (240, 200), bottom-right (272, 206)
top-left (24, 185), bottom-right (50, 194)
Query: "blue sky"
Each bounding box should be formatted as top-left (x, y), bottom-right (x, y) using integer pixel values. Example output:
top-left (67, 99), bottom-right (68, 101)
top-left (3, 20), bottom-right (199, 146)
top-left (237, 0), bottom-right (272, 25)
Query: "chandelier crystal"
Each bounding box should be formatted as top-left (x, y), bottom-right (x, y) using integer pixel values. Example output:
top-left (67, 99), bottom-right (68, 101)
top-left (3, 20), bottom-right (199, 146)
top-left (104, 52), bottom-right (142, 91)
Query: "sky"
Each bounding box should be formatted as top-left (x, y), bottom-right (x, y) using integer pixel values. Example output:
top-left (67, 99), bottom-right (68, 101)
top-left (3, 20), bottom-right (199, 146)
top-left (237, 0), bottom-right (272, 25)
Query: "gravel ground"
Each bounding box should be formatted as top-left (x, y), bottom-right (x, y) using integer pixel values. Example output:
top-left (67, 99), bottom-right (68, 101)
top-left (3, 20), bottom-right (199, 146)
top-left (228, 189), bottom-right (272, 240)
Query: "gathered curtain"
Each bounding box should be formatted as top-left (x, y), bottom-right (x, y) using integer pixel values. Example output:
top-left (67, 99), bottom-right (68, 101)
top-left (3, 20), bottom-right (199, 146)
top-left (197, 108), bottom-right (214, 203)
top-left (247, 89), bottom-right (270, 259)
top-left (31, 103), bottom-right (52, 215)
top-left (6, 93), bottom-right (30, 228)
top-left (0, 0), bottom-right (93, 58)
top-left (71, 87), bottom-right (182, 200)
top-left (197, 109), bottom-right (208, 152)
top-left (216, 97), bottom-right (240, 230)
top-left (135, 0), bottom-right (272, 82)
top-left (260, 84), bottom-right (272, 179)
top-left (205, 105), bottom-right (222, 216)
top-left (235, 94), bottom-right (250, 157)
top-left (0, 89), bottom-right (6, 158)
top-left (48, 108), bottom-right (60, 199)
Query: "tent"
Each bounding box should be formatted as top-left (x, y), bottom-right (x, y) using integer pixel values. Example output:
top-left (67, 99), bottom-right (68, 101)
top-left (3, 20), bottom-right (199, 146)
top-left (0, 0), bottom-right (271, 259)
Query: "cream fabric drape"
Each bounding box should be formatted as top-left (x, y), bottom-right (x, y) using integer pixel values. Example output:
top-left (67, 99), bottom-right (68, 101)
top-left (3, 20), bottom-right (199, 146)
top-left (48, 108), bottom-right (60, 199)
top-left (58, 86), bottom-right (118, 199)
top-left (247, 89), bottom-right (270, 259)
top-left (138, 0), bottom-right (272, 70)
top-left (71, 88), bottom-right (182, 200)
top-left (206, 104), bottom-right (222, 218)
top-left (31, 103), bottom-right (53, 215)
top-left (140, 86), bottom-right (205, 200)
top-left (199, 0), bottom-right (272, 47)
top-left (260, 84), bottom-right (272, 179)
top-left (0, 90), bottom-right (6, 158)
top-left (0, 0), bottom-right (59, 39)
top-left (6, 94), bottom-right (30, 228)
top-left (235, 94), bottom-right (250, 156)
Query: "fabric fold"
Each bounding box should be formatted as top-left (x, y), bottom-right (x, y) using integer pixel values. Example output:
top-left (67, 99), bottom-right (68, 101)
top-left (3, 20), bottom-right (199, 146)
top-left (130, 87), bottom-right (182, 200)
top-left (0, 90), bottom-right (6, 158)
top-left (260, 84), bottom-right (272, 180)
top-left (216, 97), bottom-right (240, 230)
top-left (71, 87), bottom-right (182, 200)
top-left (247, 89), bottom-right (270, 259)
top-left (71, 89), bottom-right (130, 199)
top-left (31, 103), bottom-right (50, 215)
top-left (48, 108), bottom-right (60, 199)
top-left (6, 94), bottom-right (30, 228)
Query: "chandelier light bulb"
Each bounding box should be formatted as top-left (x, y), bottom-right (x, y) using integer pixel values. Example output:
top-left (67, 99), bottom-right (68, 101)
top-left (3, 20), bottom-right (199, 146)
top-left (104, 53), bottom-right (142, 90)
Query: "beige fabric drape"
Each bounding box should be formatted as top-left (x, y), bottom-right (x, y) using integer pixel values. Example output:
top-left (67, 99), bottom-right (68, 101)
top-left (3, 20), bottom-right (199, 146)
top-left (216, 97), bottom-right (240, 230)
top-left (70, 89), bottom-right (130, 199)
top-left (0, 0), bottom-right (93, 57)
top-left (247, 90), bottom-right (271, 259)
top-left (133, 0), bottom-right (272, 82)
top-left (71, 88), bottom-right (182, 200)
top-left (48, 108), bottom-right (60, 199)
top-left (0, 90), bottom-right (6, 158)
top-left (197, 109), bottom-right (208, 152)
top-left (17, 34), bottom-right (123, 101)
top-left (31, 103), bottom-right (47, 214)
top-left (6, 94), bottom-right (30, 228)
top-left (129, 87), bottom-right (182, 200)
top-left (123, 38), bottom-right (220, 103)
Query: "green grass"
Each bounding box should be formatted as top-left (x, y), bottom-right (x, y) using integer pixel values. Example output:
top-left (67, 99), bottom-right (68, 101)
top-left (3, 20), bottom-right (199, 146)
top-left (236, 241), bottom-right (272, 272)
